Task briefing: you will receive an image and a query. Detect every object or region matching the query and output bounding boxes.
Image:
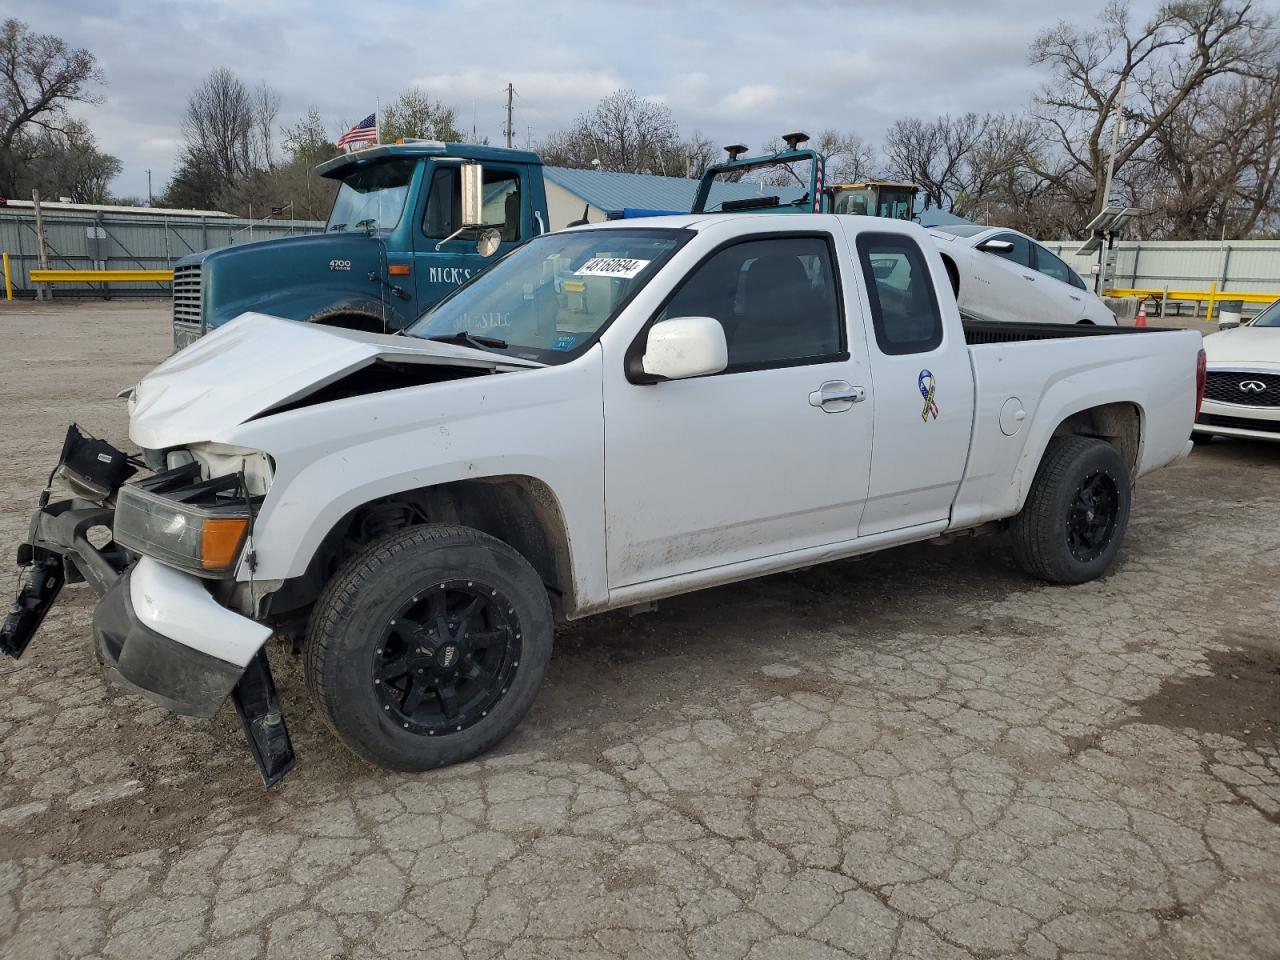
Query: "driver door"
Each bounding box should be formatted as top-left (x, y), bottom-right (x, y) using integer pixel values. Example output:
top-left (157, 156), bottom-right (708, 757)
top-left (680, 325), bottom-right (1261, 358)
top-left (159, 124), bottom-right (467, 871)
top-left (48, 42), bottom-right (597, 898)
top-left (413, 164), bottom-right (525, 320)
top-left (602, 231), bottom-right (875, 589)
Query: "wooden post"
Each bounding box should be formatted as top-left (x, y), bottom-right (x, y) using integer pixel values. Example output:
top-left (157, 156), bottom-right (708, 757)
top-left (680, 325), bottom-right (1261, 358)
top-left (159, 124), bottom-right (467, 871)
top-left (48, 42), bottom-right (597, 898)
top-left (32, 189), bottom-right (51, 301)
top-left (2, 251), bottom-right (11, 300)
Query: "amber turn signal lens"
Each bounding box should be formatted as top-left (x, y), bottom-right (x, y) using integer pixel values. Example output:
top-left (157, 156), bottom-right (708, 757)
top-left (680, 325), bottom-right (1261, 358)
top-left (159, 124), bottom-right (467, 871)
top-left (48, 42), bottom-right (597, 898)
top-left (388, 264), bottom-right (411, 276)
top-left (201, 517), bottom-right (250, 570)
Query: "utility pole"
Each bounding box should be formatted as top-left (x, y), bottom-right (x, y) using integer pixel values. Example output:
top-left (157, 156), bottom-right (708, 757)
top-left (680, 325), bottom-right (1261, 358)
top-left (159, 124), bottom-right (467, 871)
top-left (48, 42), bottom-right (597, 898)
top-left (505, 83), bottom-right (514, 149)
top-left (146, 168), bottom-right (153, 207)
top-left (1098, 78), bottom-right (1127, 219)
top-left (32, 189), bottom-right (50, 302)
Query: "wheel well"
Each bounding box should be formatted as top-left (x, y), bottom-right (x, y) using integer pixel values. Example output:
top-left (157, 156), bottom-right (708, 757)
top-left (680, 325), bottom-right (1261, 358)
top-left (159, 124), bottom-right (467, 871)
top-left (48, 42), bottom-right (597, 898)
top-left (940, 254), bottom-right (960, 297)
top-left (1050, 402), bottom-right (1142, 477)
top-left (272, 476), bottom-right (576, 624)
top-left (308, 310), bottom-right (385, 334)
top-left (1076, 319), bottom-right (1095, 325)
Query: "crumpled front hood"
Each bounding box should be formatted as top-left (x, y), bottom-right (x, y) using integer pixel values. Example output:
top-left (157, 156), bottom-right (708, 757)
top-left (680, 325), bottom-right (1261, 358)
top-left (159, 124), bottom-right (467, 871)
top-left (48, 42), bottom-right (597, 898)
top-left (128, 313), bottom-right (543, 449)
top-left (1202, 324), bottom-right (1280, 367)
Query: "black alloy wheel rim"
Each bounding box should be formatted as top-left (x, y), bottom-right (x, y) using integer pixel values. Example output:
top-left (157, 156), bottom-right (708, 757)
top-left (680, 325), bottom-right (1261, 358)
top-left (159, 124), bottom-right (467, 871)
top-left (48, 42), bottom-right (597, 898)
top-left (1066, 469), bottom-right (1120, 562)
top-left (373, 579), bottom-right (522, 736)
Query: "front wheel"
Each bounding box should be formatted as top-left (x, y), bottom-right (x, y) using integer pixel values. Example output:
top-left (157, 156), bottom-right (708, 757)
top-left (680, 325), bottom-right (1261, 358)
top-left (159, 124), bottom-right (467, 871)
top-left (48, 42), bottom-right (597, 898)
top-left (305, 524), bottom-right (553, 771)
top-left (1010, 436), bottom-right (1131, 584)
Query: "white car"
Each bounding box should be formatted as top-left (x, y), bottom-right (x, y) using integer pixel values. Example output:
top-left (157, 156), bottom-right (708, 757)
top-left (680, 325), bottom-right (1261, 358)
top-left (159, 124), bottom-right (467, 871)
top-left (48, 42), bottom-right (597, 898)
top-left (1194, 298), bottom-right (1280, 442)
top-left (929, 225), bottom-right (1117, 326)
top-left (3, 213), bottom-right (1202, 784)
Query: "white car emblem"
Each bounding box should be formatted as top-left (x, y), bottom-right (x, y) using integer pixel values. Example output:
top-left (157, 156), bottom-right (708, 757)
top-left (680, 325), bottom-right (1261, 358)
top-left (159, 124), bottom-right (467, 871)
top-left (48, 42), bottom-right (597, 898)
top-left (1239, 380), bottom-right (1266, 394)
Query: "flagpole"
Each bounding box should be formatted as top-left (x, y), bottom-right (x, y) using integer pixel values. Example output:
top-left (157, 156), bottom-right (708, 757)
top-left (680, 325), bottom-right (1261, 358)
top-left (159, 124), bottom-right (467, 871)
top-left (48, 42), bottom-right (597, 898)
top-left (375, 97), bottom-right (381, 145)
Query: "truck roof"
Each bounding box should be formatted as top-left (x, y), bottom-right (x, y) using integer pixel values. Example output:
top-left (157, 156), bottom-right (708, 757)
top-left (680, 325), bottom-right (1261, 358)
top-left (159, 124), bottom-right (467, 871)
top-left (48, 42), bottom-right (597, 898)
top-left (314, 142), bottom-right (542, 179)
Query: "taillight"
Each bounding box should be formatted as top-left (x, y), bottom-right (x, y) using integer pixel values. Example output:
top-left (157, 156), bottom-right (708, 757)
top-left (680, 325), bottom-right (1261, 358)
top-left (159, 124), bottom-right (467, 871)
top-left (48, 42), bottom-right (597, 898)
top-left (1195, 348), bottom-right (1207, 419)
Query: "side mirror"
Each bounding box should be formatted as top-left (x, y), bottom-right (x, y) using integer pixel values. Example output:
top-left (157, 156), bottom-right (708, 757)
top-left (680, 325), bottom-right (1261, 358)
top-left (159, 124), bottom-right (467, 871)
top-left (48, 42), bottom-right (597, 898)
top-left (460, 163), bottom-right (484, 228)
top-left (641, 317), bottom-right (728, 381)
top-left (977, 238), bottom-right (1015, 254)
top-left (476, 227), bottom-right (501, 257)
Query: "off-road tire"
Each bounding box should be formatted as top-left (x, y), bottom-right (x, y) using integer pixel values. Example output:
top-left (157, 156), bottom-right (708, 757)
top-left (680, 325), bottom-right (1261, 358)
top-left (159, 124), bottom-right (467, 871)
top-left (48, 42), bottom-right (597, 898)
top-left (1011, 436), bottom-right (1131, 585)
top-left (304, 523), bottom-right (553, 771)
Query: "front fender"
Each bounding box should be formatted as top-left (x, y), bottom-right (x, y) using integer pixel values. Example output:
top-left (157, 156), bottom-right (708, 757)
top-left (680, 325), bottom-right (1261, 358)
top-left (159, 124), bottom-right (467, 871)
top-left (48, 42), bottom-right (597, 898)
top-left (218, 348), bottom-right (609, 612)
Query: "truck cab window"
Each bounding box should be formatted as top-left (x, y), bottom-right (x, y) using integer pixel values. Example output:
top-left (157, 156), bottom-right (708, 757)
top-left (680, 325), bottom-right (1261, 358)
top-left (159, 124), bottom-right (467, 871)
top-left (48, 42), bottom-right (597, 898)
top-left (424, 167), bottom-right (522, 242)
top-left (658, 236), bottom-right (843, 370)
top-left (857, 233), bottom-right (943, 355)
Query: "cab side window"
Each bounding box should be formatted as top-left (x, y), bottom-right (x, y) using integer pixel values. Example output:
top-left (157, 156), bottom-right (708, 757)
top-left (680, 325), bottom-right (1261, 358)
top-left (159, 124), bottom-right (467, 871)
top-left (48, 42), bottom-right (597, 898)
top-left (658, 236), bottom-right (844, 371)
top-left (423, 168), bottom-right (522, 242)
top-left (856, 233), bottom-right (943, 355)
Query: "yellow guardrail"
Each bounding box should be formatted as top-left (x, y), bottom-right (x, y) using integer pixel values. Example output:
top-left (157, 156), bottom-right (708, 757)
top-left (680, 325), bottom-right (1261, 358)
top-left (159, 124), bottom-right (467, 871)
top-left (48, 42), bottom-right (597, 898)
top-left (1105, 283), bottom-right (1279, 324)
top-left (29, 269), bottom-right (174, 282)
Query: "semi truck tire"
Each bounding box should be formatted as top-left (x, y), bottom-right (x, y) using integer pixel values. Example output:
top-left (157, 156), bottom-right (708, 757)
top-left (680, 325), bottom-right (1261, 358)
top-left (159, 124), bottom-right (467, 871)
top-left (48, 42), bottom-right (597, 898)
top-left (304, 523), bottom-right (553, 771)
top-left (1010, 436), bottom-right (1131, 585)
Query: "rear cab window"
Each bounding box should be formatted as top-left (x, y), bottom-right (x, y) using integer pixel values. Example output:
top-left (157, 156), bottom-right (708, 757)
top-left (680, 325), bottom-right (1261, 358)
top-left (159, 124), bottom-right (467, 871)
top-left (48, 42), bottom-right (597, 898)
top-left (856, 233), bottom-right (944, 355)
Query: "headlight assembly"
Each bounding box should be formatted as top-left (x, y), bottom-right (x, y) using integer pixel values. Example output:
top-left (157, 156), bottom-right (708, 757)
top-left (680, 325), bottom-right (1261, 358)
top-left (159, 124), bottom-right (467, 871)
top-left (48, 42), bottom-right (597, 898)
top-left (113, 463), bottom-right (254, 577)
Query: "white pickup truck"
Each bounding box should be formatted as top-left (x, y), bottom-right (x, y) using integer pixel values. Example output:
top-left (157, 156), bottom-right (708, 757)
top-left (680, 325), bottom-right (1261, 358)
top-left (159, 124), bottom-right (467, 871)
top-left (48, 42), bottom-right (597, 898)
top-left (2, 214), bottom-right (1206, 784)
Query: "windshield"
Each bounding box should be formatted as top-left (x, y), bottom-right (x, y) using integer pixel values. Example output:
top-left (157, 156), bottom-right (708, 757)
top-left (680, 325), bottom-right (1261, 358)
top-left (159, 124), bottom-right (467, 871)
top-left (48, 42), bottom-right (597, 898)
top-left (1251, 299), bottom-right (1280, 327)
top-left (931, 224), bottom-right (989, 237)
top-left (407, 228), bottom-right (688, 363)
top-left (326, 158), bottom-right (416, 233)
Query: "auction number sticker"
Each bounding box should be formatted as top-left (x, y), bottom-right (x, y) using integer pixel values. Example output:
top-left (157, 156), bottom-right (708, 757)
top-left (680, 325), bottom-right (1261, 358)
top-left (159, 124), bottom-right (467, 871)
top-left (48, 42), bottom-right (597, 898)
top-left (575, 257), bottom-right (651, 279)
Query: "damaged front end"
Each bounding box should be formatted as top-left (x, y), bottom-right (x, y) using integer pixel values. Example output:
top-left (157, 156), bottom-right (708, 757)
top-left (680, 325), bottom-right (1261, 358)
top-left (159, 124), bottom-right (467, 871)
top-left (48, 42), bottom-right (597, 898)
top-left (0, 425), bottom-right (296, 786)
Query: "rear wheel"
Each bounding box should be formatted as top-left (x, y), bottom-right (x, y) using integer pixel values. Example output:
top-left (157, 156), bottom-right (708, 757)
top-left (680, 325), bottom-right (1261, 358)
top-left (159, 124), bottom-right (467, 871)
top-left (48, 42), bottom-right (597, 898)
top-left (305, 524), bottom-right (553, 771)
top-left (1011, 436), bottom-right (1131, 584)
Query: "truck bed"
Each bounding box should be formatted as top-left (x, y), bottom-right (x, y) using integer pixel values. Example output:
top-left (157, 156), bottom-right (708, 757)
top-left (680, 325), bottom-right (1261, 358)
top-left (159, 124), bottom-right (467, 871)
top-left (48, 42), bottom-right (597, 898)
top-left (962, 318), bottom-right (1168, 346)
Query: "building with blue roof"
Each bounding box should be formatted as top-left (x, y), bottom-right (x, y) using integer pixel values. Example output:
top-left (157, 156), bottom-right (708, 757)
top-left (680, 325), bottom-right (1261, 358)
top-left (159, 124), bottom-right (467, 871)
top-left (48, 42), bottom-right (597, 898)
top-left (544, 166), bottom-right (804, 227)
top-left (542, 164), bottom-right (972, 229)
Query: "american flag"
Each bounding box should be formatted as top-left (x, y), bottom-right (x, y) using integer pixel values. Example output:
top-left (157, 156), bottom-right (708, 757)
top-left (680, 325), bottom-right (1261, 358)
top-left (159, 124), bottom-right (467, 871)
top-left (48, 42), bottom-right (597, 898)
top-left (337, 113), bottom-right (378, 148)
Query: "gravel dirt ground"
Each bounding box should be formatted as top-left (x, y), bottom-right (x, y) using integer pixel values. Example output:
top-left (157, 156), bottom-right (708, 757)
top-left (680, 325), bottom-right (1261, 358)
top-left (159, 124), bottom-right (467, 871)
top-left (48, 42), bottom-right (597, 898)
top-left (1, 301), bottom-right (1277, 960)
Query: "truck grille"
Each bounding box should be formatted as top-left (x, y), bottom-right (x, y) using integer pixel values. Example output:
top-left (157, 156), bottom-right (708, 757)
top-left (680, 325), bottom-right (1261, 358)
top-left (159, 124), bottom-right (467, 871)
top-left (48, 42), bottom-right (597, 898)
top-left (1203, 370), bottom-right (1280, 408)
top-left (172, 264), bottom-right (203, 326)
top-left (1197, 412), bottom-right (1280, 434)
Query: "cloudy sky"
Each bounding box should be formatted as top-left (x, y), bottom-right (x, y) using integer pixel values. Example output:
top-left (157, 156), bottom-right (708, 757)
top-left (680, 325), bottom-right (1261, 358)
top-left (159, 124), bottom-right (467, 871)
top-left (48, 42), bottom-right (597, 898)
top-left (19, 0), bottom-right (1141, 199)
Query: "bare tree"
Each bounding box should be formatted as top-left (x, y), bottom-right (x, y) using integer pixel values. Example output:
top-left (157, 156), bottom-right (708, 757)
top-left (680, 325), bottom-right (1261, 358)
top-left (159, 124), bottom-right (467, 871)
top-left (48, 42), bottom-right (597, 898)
top-left (253, 81), bottom-right (280, 169)
top-left (169, 67), bottom-right (282, 211)
top-left (540, 89), bottom-right (679, 175)
top-left (0, 18), bottom-right (105, 195)
top-left (884, 113), bottom-right (997, 210)
top-left (1029, 0), bottom-right (1278, 231)
top-left (679, 130), bottom-right (719, 178)
top-left (1133, 66), bottom-right (1280, 238)
top-left (815, 129), bottom-right (878, 183)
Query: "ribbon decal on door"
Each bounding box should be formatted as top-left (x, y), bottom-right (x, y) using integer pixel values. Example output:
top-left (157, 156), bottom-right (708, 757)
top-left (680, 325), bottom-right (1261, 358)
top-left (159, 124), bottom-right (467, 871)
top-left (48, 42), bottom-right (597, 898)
top-left (918, 369), bottom-right (939, 422)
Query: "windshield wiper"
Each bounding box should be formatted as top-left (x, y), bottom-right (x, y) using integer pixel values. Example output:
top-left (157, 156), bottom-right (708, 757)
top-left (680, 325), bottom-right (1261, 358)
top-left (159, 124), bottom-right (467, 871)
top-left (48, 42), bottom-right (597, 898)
top-left (328, 222), bottom-right (347, 232)
top-left (427, 331), bottom-right (509, 350)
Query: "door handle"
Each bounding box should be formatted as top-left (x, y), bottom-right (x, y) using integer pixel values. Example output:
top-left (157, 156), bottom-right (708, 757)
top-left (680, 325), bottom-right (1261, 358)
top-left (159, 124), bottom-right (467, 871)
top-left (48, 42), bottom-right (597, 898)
top-left (1023, 274), bottom-right (1036, 281)
top-left (809, 381), bottom-right (866, 413)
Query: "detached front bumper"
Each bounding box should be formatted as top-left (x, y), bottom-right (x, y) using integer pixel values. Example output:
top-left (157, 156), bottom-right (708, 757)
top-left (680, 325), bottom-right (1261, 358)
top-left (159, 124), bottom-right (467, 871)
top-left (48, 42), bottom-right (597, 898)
top-left (2, 490), bottom-right (296, 785)
top-left (96, 557), bottom-right (269, 719)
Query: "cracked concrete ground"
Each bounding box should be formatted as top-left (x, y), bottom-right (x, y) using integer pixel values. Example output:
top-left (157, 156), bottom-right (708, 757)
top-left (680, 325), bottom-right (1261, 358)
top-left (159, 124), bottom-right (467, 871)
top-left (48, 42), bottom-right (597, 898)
top-left (1, 302), bottom-right (1278, 960)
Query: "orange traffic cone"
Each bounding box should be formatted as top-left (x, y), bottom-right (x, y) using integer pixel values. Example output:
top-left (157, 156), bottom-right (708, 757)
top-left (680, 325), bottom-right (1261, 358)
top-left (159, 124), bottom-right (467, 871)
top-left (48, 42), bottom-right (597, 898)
top-left (1135, 300), bottom-right (1148, 328)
